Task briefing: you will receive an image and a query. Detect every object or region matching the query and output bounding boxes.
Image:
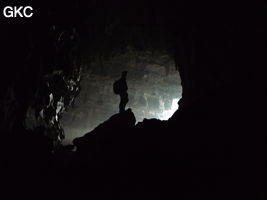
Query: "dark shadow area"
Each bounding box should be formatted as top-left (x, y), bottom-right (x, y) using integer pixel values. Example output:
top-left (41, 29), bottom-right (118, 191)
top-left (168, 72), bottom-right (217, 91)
top-left (0, 0), bottom-right (267, 199)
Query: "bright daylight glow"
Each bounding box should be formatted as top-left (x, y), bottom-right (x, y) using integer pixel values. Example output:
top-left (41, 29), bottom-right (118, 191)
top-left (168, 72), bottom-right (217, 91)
top-left (159, 98), bottom-right (180, 120)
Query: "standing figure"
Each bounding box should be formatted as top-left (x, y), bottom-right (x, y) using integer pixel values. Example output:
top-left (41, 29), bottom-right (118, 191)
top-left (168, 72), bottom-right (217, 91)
top-left (113, 71), bottom-right (129, 113)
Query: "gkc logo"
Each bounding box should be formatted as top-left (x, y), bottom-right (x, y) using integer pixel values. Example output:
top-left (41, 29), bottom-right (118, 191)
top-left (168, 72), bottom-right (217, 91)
top-left (3, 6), bottom-right (33, 18)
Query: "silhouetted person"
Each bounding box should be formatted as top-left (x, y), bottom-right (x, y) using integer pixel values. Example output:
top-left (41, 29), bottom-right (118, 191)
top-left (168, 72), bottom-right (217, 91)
top-left (113, 71), bottom-right (129, 113)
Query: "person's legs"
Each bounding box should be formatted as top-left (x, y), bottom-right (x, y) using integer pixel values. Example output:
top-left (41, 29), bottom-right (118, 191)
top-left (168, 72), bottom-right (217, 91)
top-left (119, 92), bottom-right (129, 113)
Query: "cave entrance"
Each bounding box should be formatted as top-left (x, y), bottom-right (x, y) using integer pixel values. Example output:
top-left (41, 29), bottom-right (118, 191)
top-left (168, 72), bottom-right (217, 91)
top-left (61, 48), bottom-right (182, 144)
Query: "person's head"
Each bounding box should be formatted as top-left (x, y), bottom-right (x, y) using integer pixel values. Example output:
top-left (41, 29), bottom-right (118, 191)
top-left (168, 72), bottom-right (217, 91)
top-left (121, 71), bottom-right (127, 78)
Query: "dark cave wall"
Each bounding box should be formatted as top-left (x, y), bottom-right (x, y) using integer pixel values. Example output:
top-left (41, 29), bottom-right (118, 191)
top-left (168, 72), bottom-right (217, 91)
top-left (173, 28), bottom-right (232, 108)
top-left (174, 24), bottom-right (267, 111)
top-left (0, 1), bottom-right (86, 149)
top-left (170, 0), bottom-right (267, 110)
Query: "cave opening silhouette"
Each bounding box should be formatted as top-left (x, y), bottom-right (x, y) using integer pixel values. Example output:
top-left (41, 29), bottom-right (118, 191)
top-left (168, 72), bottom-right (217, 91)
top-left (1, 1), bottom-right (267, 199)
top-left (61, 47), bottom-right (182, 144)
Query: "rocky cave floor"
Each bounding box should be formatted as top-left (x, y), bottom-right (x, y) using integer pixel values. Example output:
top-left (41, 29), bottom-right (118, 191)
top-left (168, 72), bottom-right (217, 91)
top-left (2, 86), bottom-right (266, 200)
